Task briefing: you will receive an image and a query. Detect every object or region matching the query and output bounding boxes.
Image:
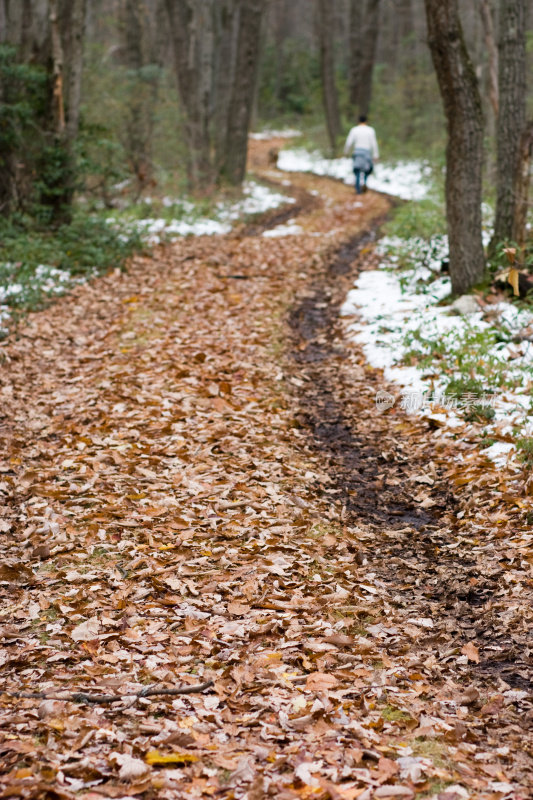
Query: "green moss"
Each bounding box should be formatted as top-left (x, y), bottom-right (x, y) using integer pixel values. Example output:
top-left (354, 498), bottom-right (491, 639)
top-left (381, 705), bottom-right (412, 722)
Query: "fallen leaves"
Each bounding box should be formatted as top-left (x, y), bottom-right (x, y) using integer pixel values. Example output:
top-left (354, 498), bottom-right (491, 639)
top-left (305, 671), bottom-right (339, 691)
top-left (145, 750), bottom-right (199, 766)
top-left (70, 617), bottom-right (101, 641)
top-left (460, 642), bottom-right (480, 663)
top-left (111, 752), bottom-right (151, 780)
top-left (0, 153), bottom-right (530, 799)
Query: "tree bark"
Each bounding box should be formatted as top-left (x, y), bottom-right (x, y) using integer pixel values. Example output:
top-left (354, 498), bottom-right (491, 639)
top-left (213, 0), bottom-right (237, 175)
top-left (424, 0), bottom-right (486, 295)
top-left (0, 1), bottom-right (7, 42)
top-left (63, 0), bottom-right (87, 143)
top-left (316, 0), bottom-right (341, 154)
top-left (223, 0), bottom-right (264, 185)
top-left (355, 0), bottom-right (381, 117)
top-left (478, 0), bottom-right (499, 118)
top-left (491, 0), bottom-right (526, 247)
top-left (511, 120), bottom-right (533, 247)
top-left (49, 0), bottom-right (65, 136)
top-left (348, 0), bottom-right (362, 108)
top-left (120, 0), bottom-right (160, 194)
top-left (164, 0), bottom-right (216, 190)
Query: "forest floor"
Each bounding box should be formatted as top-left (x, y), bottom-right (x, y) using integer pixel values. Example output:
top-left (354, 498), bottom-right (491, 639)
top-left (0, 139), bottom-right (532, 800)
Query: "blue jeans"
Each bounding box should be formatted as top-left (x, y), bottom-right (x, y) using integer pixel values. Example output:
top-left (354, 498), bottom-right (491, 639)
top-left (354, 169), bottom-right (367, 194)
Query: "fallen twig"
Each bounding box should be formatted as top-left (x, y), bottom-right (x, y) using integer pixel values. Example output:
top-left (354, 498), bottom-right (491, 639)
top-left (9, 679), bottom-right (214, 705)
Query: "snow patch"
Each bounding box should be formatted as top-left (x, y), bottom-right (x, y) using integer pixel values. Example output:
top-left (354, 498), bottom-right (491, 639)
top-left (263, 223), bottom-right (303, 238)
top-left (121, 181), bottom-right (294, 245)
top-left (0, 263), bottom-right (88, 336)
top-left (341, 243), bottom-right (533, 468)
top-left (249, 129), bottom-right (302, 140)
top-left (277, 148), bottom-right (431, 201)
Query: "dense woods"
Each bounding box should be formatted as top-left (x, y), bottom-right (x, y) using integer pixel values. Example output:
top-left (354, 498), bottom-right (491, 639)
top-left (0, 0), bottom-right (532, 284)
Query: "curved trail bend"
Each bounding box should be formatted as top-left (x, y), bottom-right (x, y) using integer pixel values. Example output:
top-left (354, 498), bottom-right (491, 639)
top-left (0, 141), bottom-right (531, 798)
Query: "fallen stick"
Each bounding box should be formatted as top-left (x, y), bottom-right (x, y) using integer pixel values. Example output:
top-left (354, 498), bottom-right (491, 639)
top-left (9, 680), bottom-right (214, 705)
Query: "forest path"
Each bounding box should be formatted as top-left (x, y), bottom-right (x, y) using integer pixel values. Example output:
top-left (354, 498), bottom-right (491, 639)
top-left (0, 147), bottom-right (531, 798)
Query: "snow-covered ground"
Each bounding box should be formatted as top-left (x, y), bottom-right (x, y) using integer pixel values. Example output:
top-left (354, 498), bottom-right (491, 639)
top-left (119, 181), bottom-right (294, 245)
top-left (277, 148), bottom-right (431, 201)
top-left (341, 236), bottom-right (533, 467)
top-left (249, 129), bottom-right (302, 141)
top-left (0, 181), bottom-right (294, 335)
top-left (263, 223), bottom-right (303, 238)
top-left (0, 264), bottom-right (88, 337)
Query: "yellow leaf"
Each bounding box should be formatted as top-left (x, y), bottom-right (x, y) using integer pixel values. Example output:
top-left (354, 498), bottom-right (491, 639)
top-left (15, 769), bottom-right (33, 779)
top-left (508, 268), bottom-right (520, 297)
top-left (145, 750), bottom-right (199, 766)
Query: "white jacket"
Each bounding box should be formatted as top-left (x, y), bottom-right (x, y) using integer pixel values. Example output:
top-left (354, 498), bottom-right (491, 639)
top-left (344, 124), bottom-right (379, 159)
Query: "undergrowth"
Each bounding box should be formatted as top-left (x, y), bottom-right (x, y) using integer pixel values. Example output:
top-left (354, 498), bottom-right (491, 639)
top-left (376, 188), bottom-right (533, 460)
top-left (0, 212), bottom-right (143, 328)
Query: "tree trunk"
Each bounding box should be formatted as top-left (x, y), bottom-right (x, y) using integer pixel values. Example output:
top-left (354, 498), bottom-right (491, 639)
top-left (272, 0), bottom-right (287, 110)
top-left (398, 0), bottom-right (414, 43)
top-left (121, 0), bottom-right (159, 195)
top-left (491, 0), bottom-right (526, 247)
top-left (478, 0), bottom-right (499, 119)
top-left (213, 0), bottom-right (237, 175)
top-left (165, 0), bottom-right (216, 191)
top-left (348, 0), bottom-right (362, 108)
top-left (223, 0), bottom-right (264, 185)
top-left (397, 0), bottom-right (416, 135)
top-left (355, 0), bottom-right (381, 117)
top-left (63, 0), bottom-right (87, 143)
top-left (0, 1), bottom-right (7, 42)
top-left (316, 0), bottom-right (341, 154)
top-left (166, 0), bottom-right (264, 190)
top-left (424, 0), bottom-right (486, 295)
top-left (49, 0), bottom-right (65, 136)
top-left (511, 120), bottom-right (533, 247)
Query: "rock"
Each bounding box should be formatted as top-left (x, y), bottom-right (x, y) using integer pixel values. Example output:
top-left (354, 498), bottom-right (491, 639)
top-left (450, 295), bottom-right (480, 315)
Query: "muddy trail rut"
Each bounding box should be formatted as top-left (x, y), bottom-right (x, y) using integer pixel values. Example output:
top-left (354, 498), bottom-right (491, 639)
top-left (287, 221), bottom-right (532, 697)
top-left (0, 155), bottom-right (532, 799)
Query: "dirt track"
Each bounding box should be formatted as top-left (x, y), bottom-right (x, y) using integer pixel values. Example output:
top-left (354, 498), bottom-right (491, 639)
top-left (0, 150), bottom-right (531, 799)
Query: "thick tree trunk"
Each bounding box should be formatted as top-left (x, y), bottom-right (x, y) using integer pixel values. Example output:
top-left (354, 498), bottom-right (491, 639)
top-left (512, 121), bottom-right (533, 247)
top-left (316, 0), bottom-right (341, 154)
top-left (355, 0), bottom-right (380, 117)
top-left (223, 0), bottom-right (264, 185)
top-left (424, 0), bottom-right (486, 295)
top-left (491, 0), bottom-right (526, 247)
top-left (165, 0), bottom-right (216, 190)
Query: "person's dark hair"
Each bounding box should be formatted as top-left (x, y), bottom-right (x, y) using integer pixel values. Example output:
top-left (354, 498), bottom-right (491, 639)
top-left (359, 114), bottom-right (368, 123)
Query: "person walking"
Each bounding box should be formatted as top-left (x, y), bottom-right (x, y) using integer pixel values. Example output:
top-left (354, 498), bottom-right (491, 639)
top-left (344, 115), bottom-right (379, 194)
